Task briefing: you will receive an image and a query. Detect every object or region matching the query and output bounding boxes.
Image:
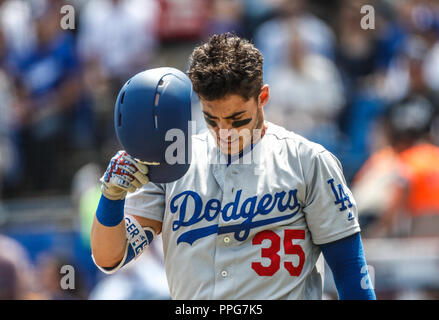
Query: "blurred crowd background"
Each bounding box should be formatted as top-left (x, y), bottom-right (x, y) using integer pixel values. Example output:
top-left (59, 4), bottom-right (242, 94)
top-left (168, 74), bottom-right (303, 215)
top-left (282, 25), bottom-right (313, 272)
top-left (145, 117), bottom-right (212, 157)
top-left (0, 0), bottom-right (439, 300)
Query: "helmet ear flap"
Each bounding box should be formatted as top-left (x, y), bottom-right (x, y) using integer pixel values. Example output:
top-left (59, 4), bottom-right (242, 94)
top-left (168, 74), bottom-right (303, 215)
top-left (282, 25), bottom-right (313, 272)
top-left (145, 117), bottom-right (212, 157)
top-left (114, 67), bottom-right (193, 183)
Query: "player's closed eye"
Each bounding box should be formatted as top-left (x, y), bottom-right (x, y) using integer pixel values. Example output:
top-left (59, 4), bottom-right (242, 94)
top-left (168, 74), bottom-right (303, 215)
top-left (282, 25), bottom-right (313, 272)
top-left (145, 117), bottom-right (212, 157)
top-left (204, 116), bottom-right (217, 127)
top-left (232, 118), bottom-right (252, 128)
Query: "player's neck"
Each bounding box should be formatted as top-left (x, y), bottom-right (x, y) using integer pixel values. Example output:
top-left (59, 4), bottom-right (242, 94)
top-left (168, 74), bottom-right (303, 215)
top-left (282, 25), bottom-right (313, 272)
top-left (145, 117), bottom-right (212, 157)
top-left (251, 121), bottom-right (268, 145)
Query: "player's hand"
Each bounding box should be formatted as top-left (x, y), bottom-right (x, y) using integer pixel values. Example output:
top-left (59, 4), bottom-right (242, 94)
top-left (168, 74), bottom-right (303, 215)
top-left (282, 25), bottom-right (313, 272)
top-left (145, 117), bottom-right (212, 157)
top-left (100, 150), bottom-right (149, 200)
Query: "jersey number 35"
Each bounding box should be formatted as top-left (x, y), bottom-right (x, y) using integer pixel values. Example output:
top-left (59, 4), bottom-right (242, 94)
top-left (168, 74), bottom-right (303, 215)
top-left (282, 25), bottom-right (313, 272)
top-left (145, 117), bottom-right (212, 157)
top-left (251, 229), bottom-right (305, 277)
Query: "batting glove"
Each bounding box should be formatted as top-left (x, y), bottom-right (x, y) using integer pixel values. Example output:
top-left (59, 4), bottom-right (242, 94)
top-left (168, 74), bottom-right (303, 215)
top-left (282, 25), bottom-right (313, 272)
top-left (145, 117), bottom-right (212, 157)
top-left (100, 151), bottom-right (149, 200)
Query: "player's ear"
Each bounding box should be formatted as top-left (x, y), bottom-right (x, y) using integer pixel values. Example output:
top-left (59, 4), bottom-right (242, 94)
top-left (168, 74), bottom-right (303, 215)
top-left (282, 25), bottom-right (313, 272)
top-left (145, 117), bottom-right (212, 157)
top-left (258, 85), bottom-right (269, 107)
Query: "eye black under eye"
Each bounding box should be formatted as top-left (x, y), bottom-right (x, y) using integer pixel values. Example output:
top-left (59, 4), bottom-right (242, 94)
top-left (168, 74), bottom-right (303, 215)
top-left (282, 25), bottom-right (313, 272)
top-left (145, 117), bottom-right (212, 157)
top-left (232, 118), bottom-right (252, 128)
top-left (204, 117), bottom-right (217, 127)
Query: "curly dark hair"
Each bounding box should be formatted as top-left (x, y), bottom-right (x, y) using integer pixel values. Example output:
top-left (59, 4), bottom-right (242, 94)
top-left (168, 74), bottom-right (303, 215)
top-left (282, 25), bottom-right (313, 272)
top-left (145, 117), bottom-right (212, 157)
top-left (187, 33), bottom-right (263, 101)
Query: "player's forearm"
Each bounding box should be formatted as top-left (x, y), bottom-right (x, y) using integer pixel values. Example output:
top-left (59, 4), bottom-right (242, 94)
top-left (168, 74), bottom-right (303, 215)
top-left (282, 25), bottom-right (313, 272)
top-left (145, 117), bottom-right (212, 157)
top-left (91, 195), bottom-right (127, 268)
top-left (91, 216), bottom-right (127, 267)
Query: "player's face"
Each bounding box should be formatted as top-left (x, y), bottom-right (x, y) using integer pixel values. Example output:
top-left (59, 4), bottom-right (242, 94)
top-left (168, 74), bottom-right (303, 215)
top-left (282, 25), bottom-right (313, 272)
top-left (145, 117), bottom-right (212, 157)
top-left (200, 85), bottom-right (270, 155)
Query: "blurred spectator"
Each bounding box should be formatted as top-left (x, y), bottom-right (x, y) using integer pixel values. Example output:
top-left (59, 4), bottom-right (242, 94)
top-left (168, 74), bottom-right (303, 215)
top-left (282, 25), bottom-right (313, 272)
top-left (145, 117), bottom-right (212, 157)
top-left (0, 28), bottom-right (16, 192)
top-left (334, 0), bottom-right (387, 91)
top-left (5, 1), bottom-right (95, 194)
top-left (383, 35), bottom-right (439, 103)
top-left (35, 252), bottom-right (86, 299)
top-left (78, 0), bottom-right (158, 81)
top-left (351, 139), bottom-right (405, 234)
top-left (0, 0), bottom-right (35, 60)
top-left (332, 0), bottom-right (407, 180)
top-left (394, 0), bottom-right (439, 39)
top-left (354, 1), bottom-right (439, 181)
top-left (352, 94), bottom-right (439, 238)
top-left (0, 234), bottom-right (38, 299)
top-left (264, 28), bottom-right (345, 150)
top-left (254, 0), bottom-right (335, 80)
top-left (0, 256), bottom-right (20, 299)
top-left (78, 0), bottom-right (159, 152)
top-left (397, 0), bottom-right (439, 93)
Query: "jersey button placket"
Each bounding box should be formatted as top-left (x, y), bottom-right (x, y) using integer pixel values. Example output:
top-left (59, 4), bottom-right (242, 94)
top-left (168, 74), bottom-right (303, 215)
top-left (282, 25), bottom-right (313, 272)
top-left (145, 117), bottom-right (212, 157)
top-left (222, 166), bottom-right (238, 247)
top-left (213, 164), bottom-right (238, 298)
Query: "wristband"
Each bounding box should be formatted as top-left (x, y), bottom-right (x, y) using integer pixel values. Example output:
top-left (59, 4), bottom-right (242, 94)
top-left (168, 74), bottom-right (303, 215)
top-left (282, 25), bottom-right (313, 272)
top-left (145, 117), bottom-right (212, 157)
top-left (96, 194), bottom-right (125, 227)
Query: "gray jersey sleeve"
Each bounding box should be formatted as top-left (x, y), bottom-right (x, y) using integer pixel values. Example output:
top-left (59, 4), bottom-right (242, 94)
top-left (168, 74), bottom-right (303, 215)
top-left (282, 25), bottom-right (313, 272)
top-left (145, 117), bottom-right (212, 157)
top-left (302, 150), bottom-right (360, 245)
top-left (124, 182), bottom-right (166, 222)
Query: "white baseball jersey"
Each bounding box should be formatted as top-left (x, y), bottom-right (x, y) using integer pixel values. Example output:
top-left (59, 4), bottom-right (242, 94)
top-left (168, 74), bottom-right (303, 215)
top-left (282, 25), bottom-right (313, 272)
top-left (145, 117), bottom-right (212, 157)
top-left (124, 121), bottom-right (360, 299)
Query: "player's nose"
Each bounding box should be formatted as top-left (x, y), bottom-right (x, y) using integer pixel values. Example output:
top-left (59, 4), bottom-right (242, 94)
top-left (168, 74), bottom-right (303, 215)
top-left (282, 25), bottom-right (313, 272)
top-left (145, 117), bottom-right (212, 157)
top-left (217, 119), bottom-right (233, 131)
top-left (216, 124), bottom-right (235, 139)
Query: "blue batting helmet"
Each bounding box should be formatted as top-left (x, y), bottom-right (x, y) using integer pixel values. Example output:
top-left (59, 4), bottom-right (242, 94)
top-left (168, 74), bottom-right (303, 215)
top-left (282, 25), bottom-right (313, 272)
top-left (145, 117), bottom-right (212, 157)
top-left (114, 67), bottom-right (192, 183)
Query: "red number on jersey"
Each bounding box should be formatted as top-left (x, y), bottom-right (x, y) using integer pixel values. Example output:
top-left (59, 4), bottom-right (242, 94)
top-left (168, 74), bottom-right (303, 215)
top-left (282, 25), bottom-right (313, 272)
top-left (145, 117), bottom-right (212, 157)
top-left (283, 229), bottom-right (305, 276)
top-left (251, 229), bottom-right (305, 277)
top-left (251, 230), bottom-right (280, 276)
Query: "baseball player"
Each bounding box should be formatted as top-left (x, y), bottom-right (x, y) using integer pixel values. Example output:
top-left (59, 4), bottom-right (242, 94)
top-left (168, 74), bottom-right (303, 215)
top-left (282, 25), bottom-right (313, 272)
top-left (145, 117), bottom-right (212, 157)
top-left (91, 33), bottom-right (376, 300)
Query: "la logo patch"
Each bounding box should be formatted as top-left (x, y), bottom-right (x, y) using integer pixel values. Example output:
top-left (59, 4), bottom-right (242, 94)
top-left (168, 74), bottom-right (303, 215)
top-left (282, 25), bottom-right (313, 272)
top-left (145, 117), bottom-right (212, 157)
top-left (327, 178), bottom-right (353, 212)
